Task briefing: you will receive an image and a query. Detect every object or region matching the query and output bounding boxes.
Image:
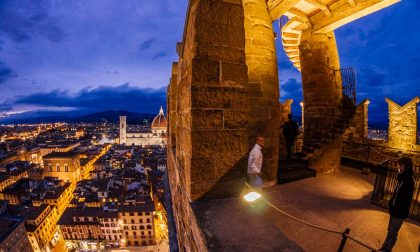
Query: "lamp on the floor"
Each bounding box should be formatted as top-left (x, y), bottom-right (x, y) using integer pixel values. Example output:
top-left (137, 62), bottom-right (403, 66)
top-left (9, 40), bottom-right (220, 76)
top-left (243, 191), bottom-right (262, 203)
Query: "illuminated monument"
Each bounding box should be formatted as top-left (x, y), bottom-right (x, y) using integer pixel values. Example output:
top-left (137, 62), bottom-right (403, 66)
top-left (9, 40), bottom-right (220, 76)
top-left (119, 107), bottom-right (167, 146)
top-left (166, 0), bottom-right (401, 250)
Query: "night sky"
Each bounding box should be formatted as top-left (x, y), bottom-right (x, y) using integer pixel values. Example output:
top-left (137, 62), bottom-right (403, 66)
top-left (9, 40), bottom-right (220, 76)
top-left (0, 0), bottom-right (418, 127)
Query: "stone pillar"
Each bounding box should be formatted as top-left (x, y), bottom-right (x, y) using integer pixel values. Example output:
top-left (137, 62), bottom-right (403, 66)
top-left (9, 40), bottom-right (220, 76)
top-left (343, 99), bottom-right (370, 143)
top-left (167, 62), bottom-right (178, 149)
top-left (300, 101), bottom-right (304, 129)
top-left (243, 0), bottom-right (280, 186)
top-left (175, 0), bottom-right (249, 200)
top-left (386, 97), bottom-right (419, 150)
top-left (299, 30), bottom-right (342, 173)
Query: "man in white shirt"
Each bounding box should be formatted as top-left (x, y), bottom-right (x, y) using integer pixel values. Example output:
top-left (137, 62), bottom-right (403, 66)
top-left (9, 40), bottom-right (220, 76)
top-left (247, 136), bottom-right (264, 190)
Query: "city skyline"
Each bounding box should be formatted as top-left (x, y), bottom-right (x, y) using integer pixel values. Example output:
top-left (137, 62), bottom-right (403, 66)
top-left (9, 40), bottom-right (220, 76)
top-left (0, 0), bottom-right (419, 126)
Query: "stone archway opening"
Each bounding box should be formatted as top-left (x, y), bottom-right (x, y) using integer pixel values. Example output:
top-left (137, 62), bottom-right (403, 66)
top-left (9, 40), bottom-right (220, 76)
top-left (267, 0), bottom-right (400, 173)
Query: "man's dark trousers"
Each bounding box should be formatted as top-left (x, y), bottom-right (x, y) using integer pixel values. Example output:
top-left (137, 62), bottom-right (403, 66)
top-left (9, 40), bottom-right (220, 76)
top-left (285, 137), bottom-right (295, 159)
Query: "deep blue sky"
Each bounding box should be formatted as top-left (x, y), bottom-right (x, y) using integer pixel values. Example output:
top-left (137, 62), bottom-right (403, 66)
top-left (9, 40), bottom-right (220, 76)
top-left (0, 0), bottom-right (418, 127)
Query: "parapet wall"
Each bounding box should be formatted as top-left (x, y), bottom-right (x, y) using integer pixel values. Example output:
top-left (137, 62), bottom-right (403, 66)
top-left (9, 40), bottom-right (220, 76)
top-left (386, 97), bottom-right (419, 151)
top-left (167, 148), bottom-right (207, 252)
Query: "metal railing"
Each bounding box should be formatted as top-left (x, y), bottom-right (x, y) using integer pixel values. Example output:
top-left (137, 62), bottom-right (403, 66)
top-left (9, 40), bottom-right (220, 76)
top-left (341, 67), bottom-right (357, 120)
top-left (303, 68), bottom-right (357, 152)
top-left (342, 141), bottom-right (420, 165)
top-left (371, 160), bottom-right (420, 222)
top-left (341, 141), bottom-right (420, 222)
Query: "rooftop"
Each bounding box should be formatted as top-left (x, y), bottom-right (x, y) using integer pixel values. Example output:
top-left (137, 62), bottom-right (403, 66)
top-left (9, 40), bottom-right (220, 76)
top-left (25, 204), bottom-right (49, 221)
top-left (43, 151), bottom-right (79, 159)
top-left (0, 216), bottom-right (24, 242)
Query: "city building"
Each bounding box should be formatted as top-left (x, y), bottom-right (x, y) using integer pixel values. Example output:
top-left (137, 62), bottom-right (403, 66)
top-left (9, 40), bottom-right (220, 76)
top-left (59, 207), bottom-right (104, 250)
top-left (25, 204), bottom-right (60, 252)
top-left (43, 151), bottom-right (81, 185)
top-left (119, 107), bottom-right (167, 146)
top-left (0, 178), bottom-right (37, 205)
top-left (0, 216), bottom-right (31, 252)
top-left (0, 161), bottom-right (33, 192)
top-left (118, 197), bottom-right (156, 247)
top-left (39, 142), bottom-right (80, 157)
top-left (31, 178), bottom-right (73, 217)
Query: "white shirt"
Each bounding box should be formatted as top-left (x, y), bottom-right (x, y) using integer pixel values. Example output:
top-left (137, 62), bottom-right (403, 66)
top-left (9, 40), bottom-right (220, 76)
top-left (248, 144), bottom-right (262, 175)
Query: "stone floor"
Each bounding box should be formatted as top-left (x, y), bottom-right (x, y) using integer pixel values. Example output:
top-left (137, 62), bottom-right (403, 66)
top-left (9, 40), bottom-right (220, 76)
top-left (193, 166), bottom-right (420, 252)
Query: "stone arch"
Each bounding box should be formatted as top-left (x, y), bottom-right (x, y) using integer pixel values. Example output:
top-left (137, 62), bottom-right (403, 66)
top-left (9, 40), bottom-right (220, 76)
top-left (268, 0), bottom-right (400, 172)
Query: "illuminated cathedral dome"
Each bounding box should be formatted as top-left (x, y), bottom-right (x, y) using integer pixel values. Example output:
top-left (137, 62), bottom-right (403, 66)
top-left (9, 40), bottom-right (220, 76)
top-left (151, 106), bottom-right (167, 129)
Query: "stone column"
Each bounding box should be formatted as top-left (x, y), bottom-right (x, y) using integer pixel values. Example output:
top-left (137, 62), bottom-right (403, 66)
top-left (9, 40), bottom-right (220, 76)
top-left (386, 97), bottom-right (419, 150)
top-left (299, 30), bottom-right (342, 173)
top-left (343, 99), bottom-right (370, 143)
top-left (175, 0), bottom-right (249, 200)
top-left (243, 0), bottom-right (280, 186)
top-left (300, 101), bottom-right (304, 129)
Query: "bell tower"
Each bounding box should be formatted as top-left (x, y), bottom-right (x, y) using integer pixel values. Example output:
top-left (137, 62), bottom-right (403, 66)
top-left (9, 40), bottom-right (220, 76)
top-left (119, 116), bottom-right (127, 144)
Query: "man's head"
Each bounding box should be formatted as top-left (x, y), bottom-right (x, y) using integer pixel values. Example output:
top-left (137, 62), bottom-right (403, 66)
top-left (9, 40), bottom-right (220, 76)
top-left (398, 157), bottom-right (413, 176)
top-left (288, 113), bottom-right (293, 120)
top-left (256, 136), bottom-right (265, 147)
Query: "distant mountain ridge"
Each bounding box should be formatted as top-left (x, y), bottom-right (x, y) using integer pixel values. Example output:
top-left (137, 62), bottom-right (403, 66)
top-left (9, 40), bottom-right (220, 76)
top-left (72, 110), bottom-right (155, 123)
top-left (0, 110), bottom-right (156, 124)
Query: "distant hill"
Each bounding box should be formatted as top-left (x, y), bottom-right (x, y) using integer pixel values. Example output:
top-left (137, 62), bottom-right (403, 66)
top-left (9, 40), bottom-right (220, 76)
top-left (71, 110), bottom-right (155, 124)
top-left (0, 110), bottom-right (156, 124)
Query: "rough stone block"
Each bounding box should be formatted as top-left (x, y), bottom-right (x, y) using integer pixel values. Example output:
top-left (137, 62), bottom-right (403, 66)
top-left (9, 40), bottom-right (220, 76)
top-left (191, 86), bottom-right (247, 110)
top-left (190, 158), bottom-right (216, 182)
top-left (191, 130), bottom-right (249, 158)
top-left (191, 109), bottom-right (224, 129)
top-left (196, 45), bottom-right (245, 64)
top-left (223, 109), bottom-right (248, 129)
top-left (192, 58), bottom-right (220, 85)
top-left (221, 62), bottom-right (247, 87)
top-left (197, 0), bottom-right (243, 26)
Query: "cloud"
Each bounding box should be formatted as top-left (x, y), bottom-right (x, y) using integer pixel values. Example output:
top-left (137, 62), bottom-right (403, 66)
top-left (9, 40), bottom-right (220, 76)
top-left (0, 61), bottom-right (18, 84)
top-left (7, 83), bottom-right (166, 113)
top-left (0, 0), bottom-right (64, 43)
top-left (0, 102), bottom-right (13, 112)
top-left (281, 78), bottom-right (302, 99)
top-left (139, 38), bottom-right (155, 51)
top-left (152, 50), bottom-right (167, 60)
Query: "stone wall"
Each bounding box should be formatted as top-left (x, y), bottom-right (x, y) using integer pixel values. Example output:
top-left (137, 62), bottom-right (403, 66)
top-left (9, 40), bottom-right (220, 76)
top-left (386, 97), bottom-right (419, 151)
top-left (343, 99), bottom-right (370, 143)
top-left (167, 148), bottom-right (207, 252)
top-left (167, 0), bottom-right (249, 250)
top-left (167, 62), bottom-right (178, 149)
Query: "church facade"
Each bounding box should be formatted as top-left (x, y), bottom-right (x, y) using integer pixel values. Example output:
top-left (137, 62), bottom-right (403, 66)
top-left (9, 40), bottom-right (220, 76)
top-left (119, 107), bottom-right (167, 146)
